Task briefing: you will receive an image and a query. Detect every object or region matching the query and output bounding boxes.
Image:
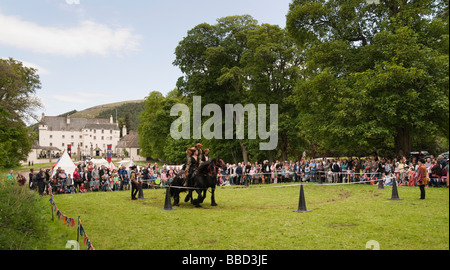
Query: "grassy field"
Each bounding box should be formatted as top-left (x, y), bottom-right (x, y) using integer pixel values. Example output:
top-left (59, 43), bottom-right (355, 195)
top-left (44, 183), bottom-right (449, 250)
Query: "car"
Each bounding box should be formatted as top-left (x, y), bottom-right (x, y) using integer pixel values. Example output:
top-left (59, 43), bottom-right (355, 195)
top-left (410, 151), bottom-right (430, 160)
top-left (439, 151), bottom-right (449, 160)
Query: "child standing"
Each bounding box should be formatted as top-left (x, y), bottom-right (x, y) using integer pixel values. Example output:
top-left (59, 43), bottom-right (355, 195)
top-left (79, 183), bottom-right (86, 193)
top-left (408, 166), bottom-right (416, 186)
top-left (327, 168), bottom-right (333, 183)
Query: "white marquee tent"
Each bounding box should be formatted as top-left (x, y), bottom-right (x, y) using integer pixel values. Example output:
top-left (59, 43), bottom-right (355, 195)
top-left (91, 158), bottom-right (109, 166)
top-left (118, 159), bottom-right (136, 169)
top-left (52, 151), bottom-right (77, 177)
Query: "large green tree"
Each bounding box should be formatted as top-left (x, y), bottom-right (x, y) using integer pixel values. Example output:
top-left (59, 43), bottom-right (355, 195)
top-left (287, 0), bottom-right (449, 157)
top-left (242, 24), bottom-right (306, 161)
top-left (173, 15), bottom-right (304, 163)
top-left (0, 58), bottom-right (41, 168)
top-left (174, 15), bottom-right (259, 164)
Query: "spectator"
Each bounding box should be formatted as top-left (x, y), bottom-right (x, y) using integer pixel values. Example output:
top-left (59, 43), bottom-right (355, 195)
top-left (408, 166), bottom-right (416, 186)
top-left (36, 168), bottom-right (45, 196)
top-left (73, 168), bottom-right (81, 192)
top-left (236, 163), bottom-right (243, 185)
top-left (28, 169), bottom-right (34, 189)
top-left (7, 170), bottom-right (15, 185)
top-left (79, 183), bottom-right (87, 193)
top-left (17, 173), bottom-right (26, 186)
top-left (416, 159), bottom-right (428, 199)
top-left (310, 159), bottom-right (317, 183)
top-left (66, 173), bottom-right (74, 190)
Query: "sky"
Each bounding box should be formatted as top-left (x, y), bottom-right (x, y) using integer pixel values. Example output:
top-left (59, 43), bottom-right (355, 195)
top-left (0, 0), bottom-right (293, 124)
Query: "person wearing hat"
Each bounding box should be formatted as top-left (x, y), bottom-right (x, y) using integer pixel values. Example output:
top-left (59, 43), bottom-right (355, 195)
top-left (195, 143), bottom-right (203, 165)
top-left (184, 147), bottom-right (199, 186)
top-left (130, 165), bottom-right (139, 200)
top-left (202, 148), bottom-right (210, 164)
top-left (416, 158), bottom-right (429, 199)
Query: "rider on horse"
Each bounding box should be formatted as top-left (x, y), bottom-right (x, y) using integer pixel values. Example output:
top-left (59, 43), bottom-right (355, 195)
top-left (183, 143), bottom-right (207, 187)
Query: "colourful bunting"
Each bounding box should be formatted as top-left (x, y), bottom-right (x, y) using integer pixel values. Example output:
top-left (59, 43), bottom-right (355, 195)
top-left (49, 187), bottom-right (95, 250)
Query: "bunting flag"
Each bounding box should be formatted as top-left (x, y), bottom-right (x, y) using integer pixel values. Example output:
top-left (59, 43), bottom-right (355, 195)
top-left (78, 220), bottom-right (95, 250)
top-left (49, 188), bottom-right (95, 250)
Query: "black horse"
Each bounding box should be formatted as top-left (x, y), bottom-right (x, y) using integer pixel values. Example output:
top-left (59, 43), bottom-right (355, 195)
top-left (170, 157), bottom-right (225, 208)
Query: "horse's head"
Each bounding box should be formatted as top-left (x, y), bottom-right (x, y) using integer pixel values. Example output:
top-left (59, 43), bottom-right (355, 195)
top-left (209, 157), bottom-right (225, 175)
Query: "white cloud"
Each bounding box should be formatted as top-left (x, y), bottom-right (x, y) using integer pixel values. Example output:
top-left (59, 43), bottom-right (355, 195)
top-left (20, 60), bottom-right (50, 75)
top-left (0, 12), bottom-right (141, 57)
top-left (1, 57), bottom-right (50, 75)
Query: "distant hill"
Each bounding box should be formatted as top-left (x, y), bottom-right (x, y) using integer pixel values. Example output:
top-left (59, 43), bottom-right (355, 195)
top-left (70, 100), bottom-right (144, 119)
top-left (70, 99), bottom-right (145, 132)
top-left (30, 100), bottom-right (146, 133)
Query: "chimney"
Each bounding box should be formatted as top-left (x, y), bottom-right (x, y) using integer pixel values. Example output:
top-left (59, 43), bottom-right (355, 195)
top-left (67, 115), bottom-right (71, 125)
top-left (110, 115), bottom-right (114, 124)
top-left (122, 125), bottom-right (127, 137)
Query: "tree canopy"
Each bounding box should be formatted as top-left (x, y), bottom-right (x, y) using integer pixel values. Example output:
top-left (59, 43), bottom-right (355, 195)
top-left (286, 0), bottom-right (449, 157)
top-left (138, 1), bottom-right (448, 163)
top-left (0, 58), bottom-right (42, 168)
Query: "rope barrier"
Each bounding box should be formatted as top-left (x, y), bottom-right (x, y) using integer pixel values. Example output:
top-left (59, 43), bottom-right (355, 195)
top-left (221, 177), bottom-right (398, 189)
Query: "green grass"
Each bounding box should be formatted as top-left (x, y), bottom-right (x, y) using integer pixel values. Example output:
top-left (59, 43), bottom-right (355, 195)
top-left (44, 183), bottom-right (449, 250)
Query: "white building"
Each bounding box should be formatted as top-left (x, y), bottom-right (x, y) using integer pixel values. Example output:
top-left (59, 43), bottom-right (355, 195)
top-left (116, 129), bottom-right (146, 162)
top-left (38, 113), bottom-right (121, 158)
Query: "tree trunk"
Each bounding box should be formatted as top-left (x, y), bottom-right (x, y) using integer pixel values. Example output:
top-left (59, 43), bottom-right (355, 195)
top-left (239, 141), bottom-right (249, 164)
top-left (280, 132), bottom-right (288, 162)
top-left (231, 108), bottom-right (249, 164)
top-left (231, 150), bottom-right (238, 165)
top-left (394, 127), bottom-right (412, 157)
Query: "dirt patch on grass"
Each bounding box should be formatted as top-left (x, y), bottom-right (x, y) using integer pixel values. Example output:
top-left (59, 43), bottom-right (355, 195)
top-left (328, 222), bottom-right (357, 228)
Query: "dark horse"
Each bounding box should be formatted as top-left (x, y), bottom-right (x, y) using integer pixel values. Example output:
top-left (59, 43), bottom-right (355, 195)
top-left (170, 157), bottom-right (225, 208)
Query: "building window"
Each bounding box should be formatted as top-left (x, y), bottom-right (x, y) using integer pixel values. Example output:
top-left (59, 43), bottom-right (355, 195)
top-left (50, 135), bottom-right (53, 138)
top-left (71, 135), bottom-right (74, 139)
top-left (50, 143), bottom-right (53, 146)
top-left (94, 136), bottom-right (96, 140)
top-left (102, 129), bottom-right (104, 134)
top-left (62, 143), bottom-right (65, 147)
top-left (110, 130), bottom-right (112, 134)
top-left (80, 135), bottom-right (82, 139)
top-left (101, 136), bottom-right (104, 140)
top-left (62, 135), bottom-right (65, 139)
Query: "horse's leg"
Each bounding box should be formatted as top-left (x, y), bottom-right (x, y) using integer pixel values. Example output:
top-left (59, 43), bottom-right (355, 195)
top-left (211, 187), bottom-right (218, 206)
top-left (173, 189), bottom-right (180, 206)
top-left (191, 189), bottom-right (203, 208)
top-left (198, 189), bottom-right (206, 203)
top-left (185, 190), bottom-right (192, 202)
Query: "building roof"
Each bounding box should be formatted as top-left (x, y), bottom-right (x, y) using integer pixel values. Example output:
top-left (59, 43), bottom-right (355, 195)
top-left (42, 116), bottom-right (119, 131)
top-left (117, 130), bottom-right (140, 149)
top-left (32, 140), bottom-right (61, 151)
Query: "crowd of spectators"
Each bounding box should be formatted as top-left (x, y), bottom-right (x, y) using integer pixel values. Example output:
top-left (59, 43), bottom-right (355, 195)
top-left (217, 155), bottom-right (448, 187)
top-left (7, 154), bottom-right (449, 196)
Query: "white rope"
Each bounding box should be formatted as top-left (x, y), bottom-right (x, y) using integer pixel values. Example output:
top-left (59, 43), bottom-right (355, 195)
top-left (221, 177), bottom-right (397, 190)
